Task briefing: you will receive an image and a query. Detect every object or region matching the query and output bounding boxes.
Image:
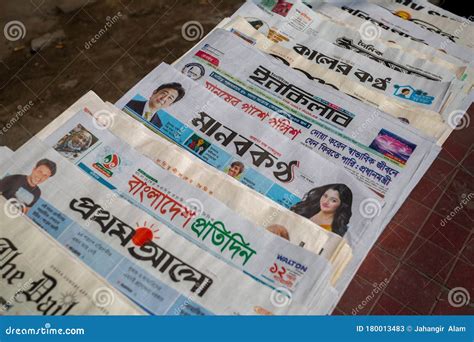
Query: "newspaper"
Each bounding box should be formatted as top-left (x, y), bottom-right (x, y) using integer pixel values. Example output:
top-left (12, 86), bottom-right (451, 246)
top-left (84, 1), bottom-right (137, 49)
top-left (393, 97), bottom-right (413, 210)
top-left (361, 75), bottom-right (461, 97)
top-left (114, 59), bottom-right (378, 302)
top-left (223, 17), bottom-right (456, 131)
top-left (33, 92), bottom-right (348, 308)
top-left (0, 199), bottom-right (143, 315)
top-left (292, 0), bottom-right (474, 108)
top-left (2, 138), bottom-right (331, 315)
top-left (103, 100), bottom-right (354, 286)
top-left (100, 99), bottom-right (353, 285)
top-left (368, 0), bottom-right (474, 49)
top-left (233, 1), bottom-right (460, 81)
top-left (38, 107), bottom-right (337, 305)
top-left (171, 33), bottom-right (441, 295)
top-left (243, 0), bottom-right (474, 130)
top-left (239, 20), bottom-right (454, 113)
top-left (307, 2), bottom-right (474, 63)
top-left (372, 0), bottom-right (474, 24)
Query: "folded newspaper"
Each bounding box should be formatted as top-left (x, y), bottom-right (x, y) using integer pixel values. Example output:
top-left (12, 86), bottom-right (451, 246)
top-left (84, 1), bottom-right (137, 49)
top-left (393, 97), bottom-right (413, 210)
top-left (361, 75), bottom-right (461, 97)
top-left (304, 1), bottom-right (474, 62)
top-left (368, 0), bottom-right (474, 50)
top-left (0, 198), bottom-right (143, 315)
top-left (35, 91), bottom-right (345, 313)
top-left (169, 38), bottom-right (440, 207)
top-left (116, 63), bottom-right (384, 257)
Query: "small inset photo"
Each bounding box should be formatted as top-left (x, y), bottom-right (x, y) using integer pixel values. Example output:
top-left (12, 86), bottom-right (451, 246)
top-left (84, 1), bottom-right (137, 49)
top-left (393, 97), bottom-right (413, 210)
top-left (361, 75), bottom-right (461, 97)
top-left (369, 129), bottom-right (417, 165)
top-left (53, 124), bottom-right (98, 161)
top-left (224, 160), bottom-right (246, 180)
top-left (184, 134), bottom-right (211, 156)
top-left (393, 86), bottom-right (413, 99)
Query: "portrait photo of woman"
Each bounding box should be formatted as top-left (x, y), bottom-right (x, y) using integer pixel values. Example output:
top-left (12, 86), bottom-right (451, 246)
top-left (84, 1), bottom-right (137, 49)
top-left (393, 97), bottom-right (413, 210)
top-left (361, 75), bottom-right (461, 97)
top-left (290, 184), bottom-right (353, 237)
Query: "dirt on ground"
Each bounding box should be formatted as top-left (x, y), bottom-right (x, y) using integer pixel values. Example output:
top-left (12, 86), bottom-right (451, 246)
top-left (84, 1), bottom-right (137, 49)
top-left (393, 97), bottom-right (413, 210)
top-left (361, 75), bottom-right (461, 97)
top-left (0, 0), bottom-right (243, 150)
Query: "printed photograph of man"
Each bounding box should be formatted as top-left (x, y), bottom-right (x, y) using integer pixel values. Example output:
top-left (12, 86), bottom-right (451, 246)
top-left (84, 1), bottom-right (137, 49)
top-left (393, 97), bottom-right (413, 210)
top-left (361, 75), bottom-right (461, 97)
top-left (226, 161), bottom-right (245, 179)
top-left (125, 82), bottom-right (185, 128)
top-left (181, 63), bottom-right (205, 81)
top-left (398, 88), bottom-right (411, 98)
top-left (0, 159), bottom-right (57, 213)
top-left (53, 124), bottom-right (97, 161)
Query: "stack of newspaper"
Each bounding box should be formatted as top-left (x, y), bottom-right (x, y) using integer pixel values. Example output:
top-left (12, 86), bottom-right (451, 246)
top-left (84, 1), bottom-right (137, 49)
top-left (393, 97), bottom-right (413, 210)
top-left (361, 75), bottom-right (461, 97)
top-left (1, 0), bottom-right (472, 315)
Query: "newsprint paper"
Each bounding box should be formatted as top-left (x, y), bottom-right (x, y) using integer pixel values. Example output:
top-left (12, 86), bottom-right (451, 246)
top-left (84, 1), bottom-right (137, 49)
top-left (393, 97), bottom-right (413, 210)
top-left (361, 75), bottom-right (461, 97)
top-left (0, 199), bottom-right (143, 315)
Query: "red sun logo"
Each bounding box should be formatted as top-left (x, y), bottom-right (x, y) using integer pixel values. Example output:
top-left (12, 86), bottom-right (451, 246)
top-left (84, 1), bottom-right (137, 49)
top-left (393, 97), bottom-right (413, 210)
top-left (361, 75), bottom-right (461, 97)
top-left (132, 222), bottom-right (160, 247)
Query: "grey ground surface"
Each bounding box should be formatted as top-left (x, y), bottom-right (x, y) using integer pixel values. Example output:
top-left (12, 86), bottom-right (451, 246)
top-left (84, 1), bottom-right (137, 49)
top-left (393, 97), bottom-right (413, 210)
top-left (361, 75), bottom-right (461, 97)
top-left (0, 0), bottom-right (242, 150)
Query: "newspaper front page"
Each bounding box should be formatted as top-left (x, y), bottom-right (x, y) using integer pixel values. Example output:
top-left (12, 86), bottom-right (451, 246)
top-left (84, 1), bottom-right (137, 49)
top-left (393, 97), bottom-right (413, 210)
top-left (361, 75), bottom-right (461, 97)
top-left (173, 37), bottom-right (441, 296)
top-left (0, 200), bottom-right (144, 315)
top-left (250, 0), bottom-right (469, 73)
top-left (248, 0), bottom-right (474, 116)
top-left (294, 1), bottom-right (474, 120)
